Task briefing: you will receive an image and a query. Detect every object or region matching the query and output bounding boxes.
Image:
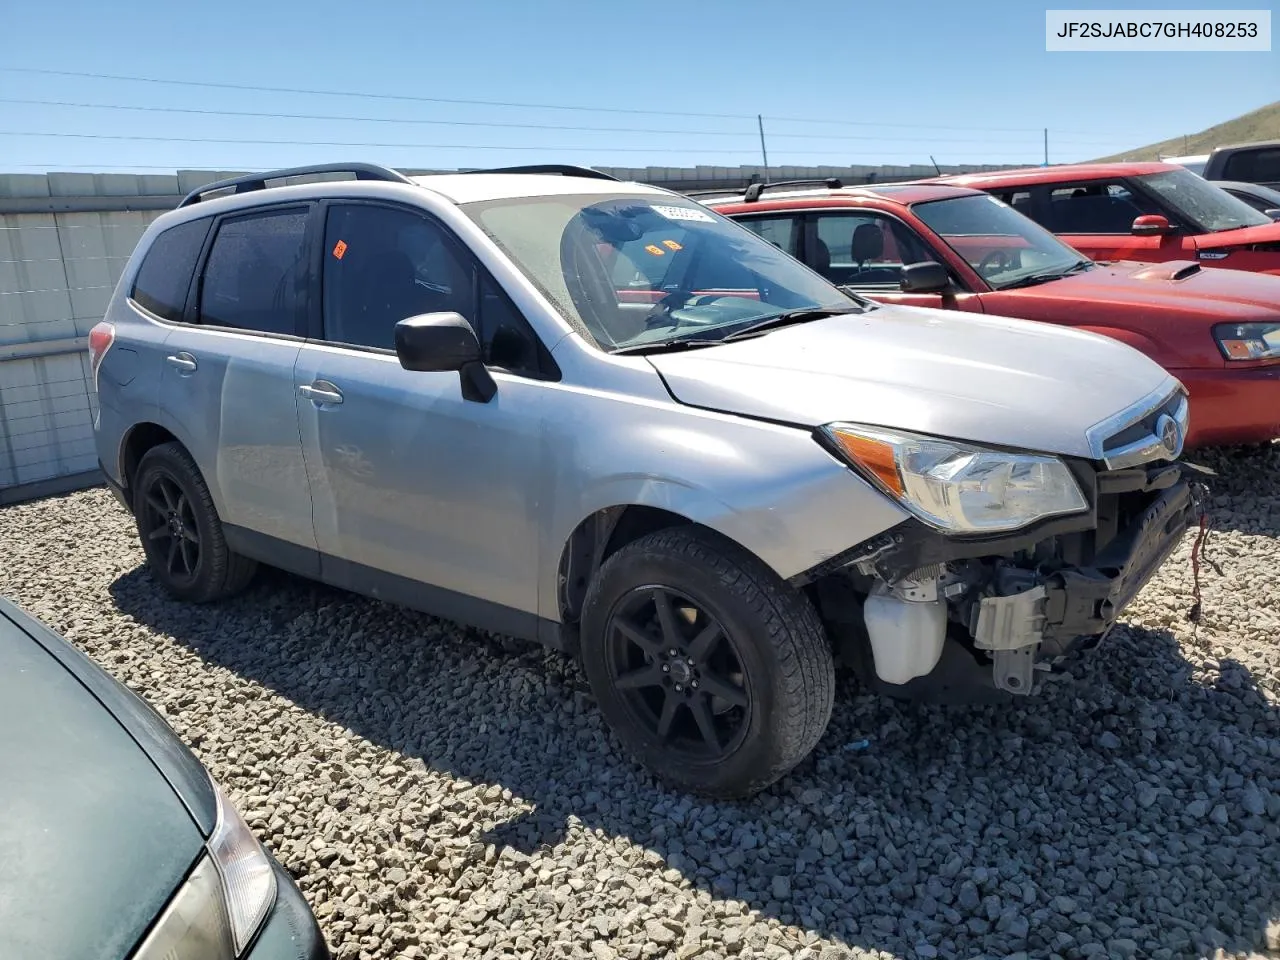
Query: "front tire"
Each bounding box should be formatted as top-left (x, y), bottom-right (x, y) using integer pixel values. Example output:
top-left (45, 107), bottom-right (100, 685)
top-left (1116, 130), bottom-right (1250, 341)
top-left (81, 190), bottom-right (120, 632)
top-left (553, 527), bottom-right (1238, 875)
top-left (132, 442), bottom-right (257, 603)
top-left (580, 527), bottom-right (835, 799)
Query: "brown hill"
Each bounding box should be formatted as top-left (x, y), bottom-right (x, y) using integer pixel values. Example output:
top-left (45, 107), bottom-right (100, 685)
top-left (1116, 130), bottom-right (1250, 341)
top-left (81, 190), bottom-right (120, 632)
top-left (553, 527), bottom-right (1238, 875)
top-left (1091, 100), bottom-right (1280, 161)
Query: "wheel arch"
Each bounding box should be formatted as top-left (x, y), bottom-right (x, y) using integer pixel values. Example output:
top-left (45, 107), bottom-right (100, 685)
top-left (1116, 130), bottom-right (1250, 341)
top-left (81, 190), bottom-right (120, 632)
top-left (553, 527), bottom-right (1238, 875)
top-left (119, 422), bottom-right (181, 499)
top-left (117, 420), bottom-right (223, 516)
top-left (553, 502), bottom-right (762, 632)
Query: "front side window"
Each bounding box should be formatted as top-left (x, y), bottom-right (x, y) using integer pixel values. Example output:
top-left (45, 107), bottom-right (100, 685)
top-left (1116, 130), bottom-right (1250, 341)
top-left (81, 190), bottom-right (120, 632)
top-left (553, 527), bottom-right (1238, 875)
top-left (199, 209), bottom-right (308, 335)
top-left (1044, 181), bottom-right (1161, 234)
top-left (464, 194), bottom-right (859, 351)
top-left (131, 217), bottom-right (211, 322)
top-left (322, 203), bottom-right (552, 376)
top-left (913, 193), bottom-right (1088, 290)
top-left (322, 204), bottom-right (475, 350)
top-left (1133, 168), bottom-right (1270, 232)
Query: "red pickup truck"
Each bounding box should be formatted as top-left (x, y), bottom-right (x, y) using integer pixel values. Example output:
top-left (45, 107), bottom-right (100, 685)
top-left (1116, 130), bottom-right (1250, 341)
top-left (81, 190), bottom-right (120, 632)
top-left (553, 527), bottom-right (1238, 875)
top-left (929, 163), bottom-right (1280, 276)
top-left (706, 180), bottom-right (1280, 447)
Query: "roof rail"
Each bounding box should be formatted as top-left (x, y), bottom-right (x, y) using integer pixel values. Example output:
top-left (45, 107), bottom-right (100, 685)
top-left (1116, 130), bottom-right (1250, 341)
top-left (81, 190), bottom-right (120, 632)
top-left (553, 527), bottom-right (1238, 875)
top-left (742, 178), bottom-right (844, 202)
top-left (178, 162), bottom-right (414, 207)
top-left (460, 164), bottom-right (620, 181)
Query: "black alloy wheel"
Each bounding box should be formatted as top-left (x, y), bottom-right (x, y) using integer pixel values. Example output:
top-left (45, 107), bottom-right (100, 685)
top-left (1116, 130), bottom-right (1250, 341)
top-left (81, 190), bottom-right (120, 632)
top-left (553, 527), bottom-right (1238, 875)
top-left (140, 472), bottom-right (202, 587)
top-left (605, 585), bottom-right (750, 760)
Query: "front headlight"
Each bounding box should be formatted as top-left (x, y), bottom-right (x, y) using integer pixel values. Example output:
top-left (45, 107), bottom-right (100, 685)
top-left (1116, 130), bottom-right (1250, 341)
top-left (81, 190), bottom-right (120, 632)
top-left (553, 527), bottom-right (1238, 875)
top-left (822, 423), bottom-right (1088, 534)
top-left (208, 779), bottom-right (278, 955)
top-left (131, 856), bottom-right (236, 959)
top-left (132, 782), bottom-right (277, 959)
top-left (1214, 322), bottom-right (1280, 360)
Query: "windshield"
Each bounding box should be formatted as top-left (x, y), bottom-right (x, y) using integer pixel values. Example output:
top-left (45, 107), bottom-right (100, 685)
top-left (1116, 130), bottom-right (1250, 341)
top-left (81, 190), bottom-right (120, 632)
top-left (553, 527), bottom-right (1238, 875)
top-left (463, 193), bottom-right (859, 351)
top-left (1134, 168), bottom-right (1271, 232)
top-left (912, 193), bottom-right (1087, 290)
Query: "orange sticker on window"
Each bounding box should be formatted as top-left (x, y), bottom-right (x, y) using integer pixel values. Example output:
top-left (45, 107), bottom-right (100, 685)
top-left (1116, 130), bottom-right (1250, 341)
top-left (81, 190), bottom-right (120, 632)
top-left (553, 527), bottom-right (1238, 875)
top-left (662, 239), bottom-right (683, 251)
top-left (644, 244), bottom-right (665, 256)
top-left (332, 240), bottom-right (348, 260)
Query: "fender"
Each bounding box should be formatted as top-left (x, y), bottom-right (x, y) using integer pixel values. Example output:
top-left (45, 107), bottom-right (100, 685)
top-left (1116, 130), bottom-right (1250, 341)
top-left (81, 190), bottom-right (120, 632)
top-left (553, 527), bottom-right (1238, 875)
top-left (1075, 325), bottom-right (1169, 365)
top-left (536, 411), bottom-right (910, 623)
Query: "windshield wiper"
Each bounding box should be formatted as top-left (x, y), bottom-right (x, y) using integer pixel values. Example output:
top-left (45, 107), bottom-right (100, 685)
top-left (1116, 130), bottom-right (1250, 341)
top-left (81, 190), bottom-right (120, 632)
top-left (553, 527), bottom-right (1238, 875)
top-left (611, 305), bottom-right (866, 354)
top-left (718, 306), bottom-right (867, 342)
top-left (610, 338), bottom-right (725, 356)
top-left (998, 258), bottom-right (1092, 290)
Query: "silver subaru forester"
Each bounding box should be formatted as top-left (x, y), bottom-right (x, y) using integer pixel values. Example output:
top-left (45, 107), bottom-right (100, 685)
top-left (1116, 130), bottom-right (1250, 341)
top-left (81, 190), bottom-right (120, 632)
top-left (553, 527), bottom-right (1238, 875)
top-left (91, 163), bottom-right (1196, 798)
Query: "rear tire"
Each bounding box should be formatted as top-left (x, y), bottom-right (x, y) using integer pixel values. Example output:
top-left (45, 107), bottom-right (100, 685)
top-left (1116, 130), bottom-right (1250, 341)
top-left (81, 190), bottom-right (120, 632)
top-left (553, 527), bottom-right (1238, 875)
top-left (580, 527), bottom-right (834, 799)
top-left (132, 442), bottom-right (257, 602)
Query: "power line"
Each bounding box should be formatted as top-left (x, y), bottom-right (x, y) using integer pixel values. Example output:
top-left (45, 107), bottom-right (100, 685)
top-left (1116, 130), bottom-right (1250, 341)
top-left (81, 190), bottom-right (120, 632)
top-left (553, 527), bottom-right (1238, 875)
top-left (0, 130), bottom-right (1066, 155)
top-left (0, 97), bottom-right (1126, 145)
top-left (0, 66), bottom-right (1104, 136)
top-left (0, 97), bottom-right (750, 138)
top-left (0, 67), bottom-right (759, 122)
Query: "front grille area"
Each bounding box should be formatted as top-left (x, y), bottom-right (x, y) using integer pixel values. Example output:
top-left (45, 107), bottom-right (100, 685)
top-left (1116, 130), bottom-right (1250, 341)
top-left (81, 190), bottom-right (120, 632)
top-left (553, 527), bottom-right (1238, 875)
top-left (1089, 386), bottom-right (1190, 470)
top-left (1102, 390), bottom-right (1185, 452)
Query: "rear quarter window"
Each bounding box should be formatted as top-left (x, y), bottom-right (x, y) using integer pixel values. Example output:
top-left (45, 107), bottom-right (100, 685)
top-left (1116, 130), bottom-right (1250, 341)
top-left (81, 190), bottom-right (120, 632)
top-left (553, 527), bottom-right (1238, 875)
top-left (1222, 148), bottom-right (1280, 185)
top-left (129, 218), bottom-right (212, 322)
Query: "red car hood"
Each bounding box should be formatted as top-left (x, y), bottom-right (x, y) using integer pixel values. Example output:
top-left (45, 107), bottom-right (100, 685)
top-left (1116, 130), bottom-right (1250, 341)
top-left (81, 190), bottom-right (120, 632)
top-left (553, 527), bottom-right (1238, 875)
top-left (1193, 221), bottom-right (1280, 250)
top-left (998, 260), bottom-right (1280, 318)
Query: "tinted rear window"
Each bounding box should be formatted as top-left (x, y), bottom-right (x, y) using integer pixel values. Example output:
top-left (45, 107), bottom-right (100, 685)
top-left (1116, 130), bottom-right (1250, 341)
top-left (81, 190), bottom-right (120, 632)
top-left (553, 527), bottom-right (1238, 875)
top-left (130, 218), bottom-right (211, 322)
top-left (1223, 148), bottom-right (1280, 185)
top-left (199, 208), bottom-right (309, 335)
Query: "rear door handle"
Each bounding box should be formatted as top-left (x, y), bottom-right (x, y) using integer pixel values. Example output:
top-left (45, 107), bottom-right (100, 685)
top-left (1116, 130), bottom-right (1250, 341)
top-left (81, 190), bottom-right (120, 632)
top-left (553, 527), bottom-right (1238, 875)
top-left (165, 353), bottom-right (197, 373)
top-left (298, 381), bottom-right (344, 405)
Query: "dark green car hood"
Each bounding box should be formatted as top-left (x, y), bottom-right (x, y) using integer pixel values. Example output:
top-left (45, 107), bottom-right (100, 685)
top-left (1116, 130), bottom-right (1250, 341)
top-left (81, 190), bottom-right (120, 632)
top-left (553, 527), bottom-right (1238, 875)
top-left (0, 608), bottom-right (204, 960)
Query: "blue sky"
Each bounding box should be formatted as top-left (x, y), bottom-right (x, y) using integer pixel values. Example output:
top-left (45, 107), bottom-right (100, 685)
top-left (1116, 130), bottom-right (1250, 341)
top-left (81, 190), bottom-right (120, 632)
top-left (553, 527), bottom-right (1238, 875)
top-left (0, 0), bottom-right (1275, 174)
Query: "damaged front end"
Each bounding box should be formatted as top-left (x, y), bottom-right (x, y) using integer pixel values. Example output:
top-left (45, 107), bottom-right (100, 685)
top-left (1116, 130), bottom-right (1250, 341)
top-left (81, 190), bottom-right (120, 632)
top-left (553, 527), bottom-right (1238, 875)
top-left (800, 392), bottom-right (1205, 701)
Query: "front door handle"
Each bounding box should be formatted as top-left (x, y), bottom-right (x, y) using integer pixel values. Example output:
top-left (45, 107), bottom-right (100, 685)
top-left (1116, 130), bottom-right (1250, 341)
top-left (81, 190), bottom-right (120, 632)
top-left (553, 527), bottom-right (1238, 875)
top-left (298, 381), bottom-right (344, 405)
top-left (165, 353), bottom-right (197, 373)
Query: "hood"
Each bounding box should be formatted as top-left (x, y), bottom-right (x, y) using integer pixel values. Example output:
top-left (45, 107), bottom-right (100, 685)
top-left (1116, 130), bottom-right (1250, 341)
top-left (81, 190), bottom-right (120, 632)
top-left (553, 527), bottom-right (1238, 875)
top-left (648, 305), bottom-right (1174, 458)
top-left (1193, 220), bottom-right (1280, 250)
top-left (0, 615), bottom-right (203, 960)
top-left (1009, 259), bottom-right (1280, 316)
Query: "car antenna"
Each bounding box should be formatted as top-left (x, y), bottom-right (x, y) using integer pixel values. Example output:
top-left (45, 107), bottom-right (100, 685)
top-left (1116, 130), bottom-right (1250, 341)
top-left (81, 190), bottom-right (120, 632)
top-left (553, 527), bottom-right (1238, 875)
top-left (930, 155), bottom-right (942, 176)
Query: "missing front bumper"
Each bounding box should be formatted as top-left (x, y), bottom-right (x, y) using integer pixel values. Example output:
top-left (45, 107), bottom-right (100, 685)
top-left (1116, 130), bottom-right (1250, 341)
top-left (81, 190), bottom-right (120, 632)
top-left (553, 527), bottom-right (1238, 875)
top-left (972, 478), bottom-right (1196, 693)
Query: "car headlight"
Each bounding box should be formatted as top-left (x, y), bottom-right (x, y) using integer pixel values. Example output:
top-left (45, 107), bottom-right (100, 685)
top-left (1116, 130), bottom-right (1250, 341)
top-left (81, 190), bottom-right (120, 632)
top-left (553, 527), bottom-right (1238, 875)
top-left (130, 780), bottom-right (277, 959)
top-left (1214, 322), bottom-right (1280, 360)
top-left (821, 423), bottom-right (1088, 534)
top-left (208, 779), bottom-right (278, 954)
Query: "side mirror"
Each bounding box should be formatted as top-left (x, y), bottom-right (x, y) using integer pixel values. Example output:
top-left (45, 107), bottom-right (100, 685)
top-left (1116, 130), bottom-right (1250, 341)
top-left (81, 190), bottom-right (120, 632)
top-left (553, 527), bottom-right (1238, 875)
top-left (1265, 208), bottom-right (1280, 221)
top-left (899, 260), bottom-right (950, 294)
top-left (394, 312), bottom-right (496, 402)
top-left (1131, 214), bottom-right (1172, 236)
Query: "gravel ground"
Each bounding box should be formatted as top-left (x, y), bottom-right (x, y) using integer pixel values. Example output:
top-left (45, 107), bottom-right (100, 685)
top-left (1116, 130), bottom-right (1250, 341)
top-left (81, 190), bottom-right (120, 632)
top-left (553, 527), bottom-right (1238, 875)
top-left (2, 444), bottom-right (1279, 960)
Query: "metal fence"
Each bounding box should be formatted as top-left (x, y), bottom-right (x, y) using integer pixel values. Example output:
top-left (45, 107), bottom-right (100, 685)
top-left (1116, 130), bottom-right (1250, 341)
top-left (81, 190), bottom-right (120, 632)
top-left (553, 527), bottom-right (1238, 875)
top-left (0, 161), bottom-right (1017, 504)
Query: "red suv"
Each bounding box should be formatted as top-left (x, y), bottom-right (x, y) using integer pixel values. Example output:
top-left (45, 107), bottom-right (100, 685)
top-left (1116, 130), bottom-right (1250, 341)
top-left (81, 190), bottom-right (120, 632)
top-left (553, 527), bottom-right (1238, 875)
top-left (929, 163), bottom-right (1280, 276)
top-left (706, 180), bottom-right (1280, 447)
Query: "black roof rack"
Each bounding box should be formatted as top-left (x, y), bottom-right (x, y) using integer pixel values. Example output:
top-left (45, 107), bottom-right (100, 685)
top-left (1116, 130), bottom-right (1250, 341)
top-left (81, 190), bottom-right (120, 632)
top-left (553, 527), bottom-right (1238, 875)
top-left (741, 178), bottom-right (844, 202)
top-left (460, 164), bottom-right (620, 181)
top-left (178, 162), bottom-right (413, 207)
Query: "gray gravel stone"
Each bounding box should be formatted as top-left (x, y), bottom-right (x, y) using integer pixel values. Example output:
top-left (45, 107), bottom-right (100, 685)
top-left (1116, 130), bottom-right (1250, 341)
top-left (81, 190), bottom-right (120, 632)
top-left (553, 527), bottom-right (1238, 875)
top-left (2, 441), bottom-right (1279, 960)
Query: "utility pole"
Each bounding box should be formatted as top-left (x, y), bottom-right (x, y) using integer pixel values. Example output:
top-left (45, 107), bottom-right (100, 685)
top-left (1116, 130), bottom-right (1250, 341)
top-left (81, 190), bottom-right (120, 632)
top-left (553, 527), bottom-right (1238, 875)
top-left (1044, 128), bottom-right (1049, 166)
top-left (757, 114), bottom-right (771, 182)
